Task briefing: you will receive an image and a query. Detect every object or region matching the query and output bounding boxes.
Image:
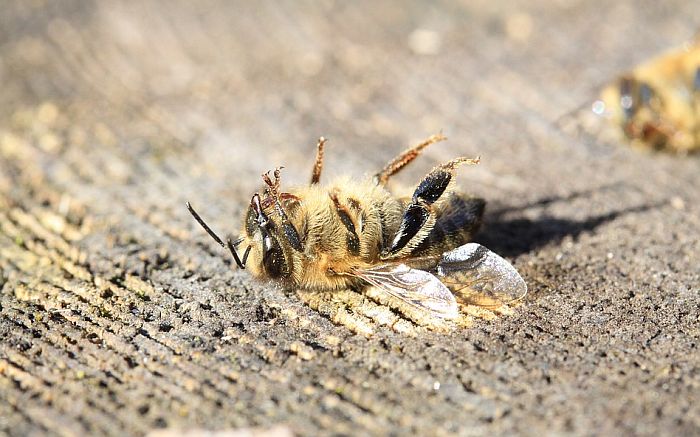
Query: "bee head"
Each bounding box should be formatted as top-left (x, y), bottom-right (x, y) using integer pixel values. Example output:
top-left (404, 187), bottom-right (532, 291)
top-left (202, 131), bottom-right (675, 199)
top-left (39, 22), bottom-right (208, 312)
top-left (241, 193), bottom-right (290, 280)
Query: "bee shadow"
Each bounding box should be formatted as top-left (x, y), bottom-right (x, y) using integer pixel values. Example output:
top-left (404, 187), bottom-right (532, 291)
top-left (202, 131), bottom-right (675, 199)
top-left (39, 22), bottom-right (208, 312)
top-left (476, 185), bottom-right (662, 258)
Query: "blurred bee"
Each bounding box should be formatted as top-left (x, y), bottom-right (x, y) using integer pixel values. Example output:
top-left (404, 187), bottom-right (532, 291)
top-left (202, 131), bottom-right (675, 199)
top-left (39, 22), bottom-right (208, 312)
top-left (595, 39), bottom-right (700, 153)
top-left (187, 134), bottom-right (526, 319)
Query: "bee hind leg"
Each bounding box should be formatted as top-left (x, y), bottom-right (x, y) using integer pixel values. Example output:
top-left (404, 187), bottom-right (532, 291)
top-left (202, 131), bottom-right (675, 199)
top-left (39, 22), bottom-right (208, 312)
top-left (381, 156), bottom-right (480, 260)
top-left (374, 133), bottom-right (447, 185)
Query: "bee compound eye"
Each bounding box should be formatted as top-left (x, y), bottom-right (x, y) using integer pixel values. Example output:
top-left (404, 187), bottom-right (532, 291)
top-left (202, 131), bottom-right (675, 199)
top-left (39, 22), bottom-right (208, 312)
top-left (262, 235), bottom-right (287, 278)
top-left (245, 206), bottom-right (257, 237)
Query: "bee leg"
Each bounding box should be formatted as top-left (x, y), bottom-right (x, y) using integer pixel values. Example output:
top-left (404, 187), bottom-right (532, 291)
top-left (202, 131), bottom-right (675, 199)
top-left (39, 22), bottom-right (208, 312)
top-left (262, 166), bottom-right (284, 198)
top-left (258, 168), bottom-right (305, 253)
top-left (373, 133), bottom-right (447, 185)
top-left (381, 157), bottom-right (480, 259)
top-left (310, 137), bottom-right (328, 185)
top-left (271, 200), bottom-right (304, 252)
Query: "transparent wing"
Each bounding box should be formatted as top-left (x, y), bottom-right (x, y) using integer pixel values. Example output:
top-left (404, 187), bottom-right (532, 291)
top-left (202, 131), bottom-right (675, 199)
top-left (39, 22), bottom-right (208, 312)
top-left (354, 263), bottom-right (459, 319)
top-left (436, 243), bottom-right (527, 309)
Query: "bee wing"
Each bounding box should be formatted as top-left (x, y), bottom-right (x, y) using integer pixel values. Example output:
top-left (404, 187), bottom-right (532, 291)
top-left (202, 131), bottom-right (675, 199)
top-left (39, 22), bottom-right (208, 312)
top-left (355, 263), bottom-right (459, 319)
top-left (436, 243), bottom-right (527, 309)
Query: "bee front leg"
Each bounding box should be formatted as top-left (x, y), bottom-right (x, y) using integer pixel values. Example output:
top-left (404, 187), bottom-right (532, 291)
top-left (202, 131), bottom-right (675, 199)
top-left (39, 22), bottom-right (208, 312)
top-left (381, 156), bottom-right (479, 260)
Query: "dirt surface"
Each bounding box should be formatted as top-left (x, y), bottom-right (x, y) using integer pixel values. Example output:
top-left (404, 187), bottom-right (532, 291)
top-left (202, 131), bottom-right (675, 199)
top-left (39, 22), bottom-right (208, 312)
top-left (1, 1), bottom-right (699, 436)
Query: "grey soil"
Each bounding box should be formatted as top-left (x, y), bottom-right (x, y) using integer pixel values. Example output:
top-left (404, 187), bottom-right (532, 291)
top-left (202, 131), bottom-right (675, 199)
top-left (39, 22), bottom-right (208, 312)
top-left (0, 1), bottom-right (699, 436)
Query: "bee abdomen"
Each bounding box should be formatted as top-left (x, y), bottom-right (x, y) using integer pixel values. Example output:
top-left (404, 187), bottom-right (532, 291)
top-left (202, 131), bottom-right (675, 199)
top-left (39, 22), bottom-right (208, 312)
top-left (412, 195), bottom-right (485, 256)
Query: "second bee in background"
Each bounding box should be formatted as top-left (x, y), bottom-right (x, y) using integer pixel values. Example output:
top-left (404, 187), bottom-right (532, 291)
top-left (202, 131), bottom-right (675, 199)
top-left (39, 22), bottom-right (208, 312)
top-left (596, 38), bottom-right (700, 153)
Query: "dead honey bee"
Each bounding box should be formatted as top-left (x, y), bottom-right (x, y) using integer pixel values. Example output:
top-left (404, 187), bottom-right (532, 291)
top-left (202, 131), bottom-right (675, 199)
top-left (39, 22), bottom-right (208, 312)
top-left (595, 39), bottom-right (700, 153)
top-left (187, 134), bottom-right (526, 319)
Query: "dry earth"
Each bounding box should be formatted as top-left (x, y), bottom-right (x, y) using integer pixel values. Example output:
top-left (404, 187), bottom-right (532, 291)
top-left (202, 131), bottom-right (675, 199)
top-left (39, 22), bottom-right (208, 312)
top-left (0, 1), bottom-right (699, 436)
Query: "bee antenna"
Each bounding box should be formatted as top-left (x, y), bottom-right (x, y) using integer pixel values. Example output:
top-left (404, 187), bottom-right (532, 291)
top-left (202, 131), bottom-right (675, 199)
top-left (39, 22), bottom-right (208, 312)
top-left (242, 246), bottom-right (251, 265)
top-left (226, 238), bottom-right (245, 269)
top-left (187, 202), bottom-right (245, 269)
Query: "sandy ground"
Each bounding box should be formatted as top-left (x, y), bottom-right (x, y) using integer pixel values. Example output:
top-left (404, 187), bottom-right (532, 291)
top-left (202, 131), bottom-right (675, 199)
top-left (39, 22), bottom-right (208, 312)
top-left (0, 1), bottom-right (699, 436)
